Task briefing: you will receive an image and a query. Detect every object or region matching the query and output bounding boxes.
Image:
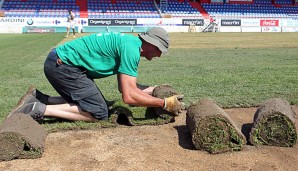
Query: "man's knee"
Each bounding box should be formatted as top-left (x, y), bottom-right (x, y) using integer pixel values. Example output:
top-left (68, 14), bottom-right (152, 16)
top-left (91, 105), bottom-right (109, 120)
top-left (80, 100), bottom-right (109, 120)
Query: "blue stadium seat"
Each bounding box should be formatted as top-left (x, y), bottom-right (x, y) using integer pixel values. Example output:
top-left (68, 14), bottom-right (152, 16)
top-left (202, 0), bottom-right (294, 19)
top-left (2, 0), bottom-right (79, 18)
top-left (87, 0), bottom-right (159, 19)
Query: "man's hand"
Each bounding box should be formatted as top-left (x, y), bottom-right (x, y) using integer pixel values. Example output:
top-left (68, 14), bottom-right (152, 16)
top-left (164, 95), bottom-right (184, 116)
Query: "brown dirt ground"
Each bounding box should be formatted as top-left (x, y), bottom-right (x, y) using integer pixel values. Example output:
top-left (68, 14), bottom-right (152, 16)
top-left (0, 106), bottom-right (297, 171)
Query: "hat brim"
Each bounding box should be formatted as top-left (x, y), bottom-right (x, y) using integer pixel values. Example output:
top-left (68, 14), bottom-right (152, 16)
top-left (139, 34), bottom-right (168, 54)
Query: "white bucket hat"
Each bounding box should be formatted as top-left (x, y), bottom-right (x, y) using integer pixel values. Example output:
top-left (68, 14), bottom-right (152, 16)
top-left (139, 27), bottom-right (170, 55)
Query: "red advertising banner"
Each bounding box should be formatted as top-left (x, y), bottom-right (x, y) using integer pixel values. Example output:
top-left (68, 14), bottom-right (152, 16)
top-left (260, 20), bottom-right (279, 27)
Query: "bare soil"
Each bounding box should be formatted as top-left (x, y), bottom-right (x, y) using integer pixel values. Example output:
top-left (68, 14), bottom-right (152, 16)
top-left (0, 106), bottom-right (297, 171)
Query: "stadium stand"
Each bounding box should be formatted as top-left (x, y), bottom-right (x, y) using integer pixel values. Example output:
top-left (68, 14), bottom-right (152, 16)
top-left (1, 0), bottom-right (79, 18)
top-left (275, 0), bottom-right (293, 5)
top-left (201, 0), bottom-right (298, 19)
top-left (0, 0), bottom-right (297, 19)
top-left (88, 0), bottom-right (160, 18)
top-left (158, 0), bottom-right (202, 18)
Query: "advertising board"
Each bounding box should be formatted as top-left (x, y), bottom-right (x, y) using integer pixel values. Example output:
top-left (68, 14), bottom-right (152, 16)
top-left (261, 27), bottom-right (281, 32)
top-left (221, 19), bottom-right (241, 26)
top-left (88, 19), bottom-right (137, 26)
top-left (260, 20), bottom-right (279, 27)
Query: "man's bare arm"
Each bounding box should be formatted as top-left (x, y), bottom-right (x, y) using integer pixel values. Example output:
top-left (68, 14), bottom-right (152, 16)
top-left (117, 73), bottom-right (164, 108)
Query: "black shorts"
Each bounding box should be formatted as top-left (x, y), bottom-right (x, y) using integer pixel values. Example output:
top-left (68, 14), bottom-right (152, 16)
top-left (44, 49), bottom-right (108, 120)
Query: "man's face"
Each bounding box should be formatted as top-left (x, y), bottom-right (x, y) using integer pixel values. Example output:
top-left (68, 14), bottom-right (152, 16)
top-left (141, 43), bottom-right (162, 61)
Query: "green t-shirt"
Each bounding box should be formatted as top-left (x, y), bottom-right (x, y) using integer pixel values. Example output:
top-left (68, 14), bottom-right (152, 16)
top-left (56, 32), bottom-right (141, 78)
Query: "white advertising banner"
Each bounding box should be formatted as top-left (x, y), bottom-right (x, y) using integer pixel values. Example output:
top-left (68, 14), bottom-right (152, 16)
top-left (137, 18), bottom-right (181, 26)
top-left (241, 27), bottom-right (261, 32)
top-left (219, 27), bottom-right (241, 32)
top-left (282, 27), bottom-right (298, 32)
top-left (26, 18), bottom-right (82, 26)
top-left (0, 18), bottom-right (26, 26)
top-left (0, 17), bottom-right (88, 27)
top-left (241, 19), bottom-right (260, 27)
top-left (280, 19), bottom-right (298, 27)
top-left (261, 27), bottom-right (281, 32)
top-left (0, 26), bottom-right (23, 33)
top-left (162, 26), bottom-right (189, 32)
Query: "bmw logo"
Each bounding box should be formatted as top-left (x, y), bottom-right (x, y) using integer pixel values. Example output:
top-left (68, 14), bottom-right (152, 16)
top-left (27, 19), bottom-right (34, 25)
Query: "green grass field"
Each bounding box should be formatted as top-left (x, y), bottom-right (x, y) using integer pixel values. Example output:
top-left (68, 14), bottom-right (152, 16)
top-left (0, 32), bottom-right (297, 129)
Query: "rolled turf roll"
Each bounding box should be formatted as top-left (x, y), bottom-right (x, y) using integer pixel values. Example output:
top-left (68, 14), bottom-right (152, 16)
top-left (249, 98), bottom-right (297, 147)
top-left (0, 113), bottom-right (47, 161)
top-left (186, 99), bottom-right (246, 154)
top-left (151, 84), bottom-right (183, 118)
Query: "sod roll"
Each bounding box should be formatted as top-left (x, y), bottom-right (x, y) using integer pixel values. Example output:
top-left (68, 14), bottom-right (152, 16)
top-left (151, 84), bottom-right (183, 117)
top-left (0, 113), bottom-right (47, 161)
top-left (249, 98), bottom-right (297, 147)
top-left (186, 99), bottom-right (246, 154)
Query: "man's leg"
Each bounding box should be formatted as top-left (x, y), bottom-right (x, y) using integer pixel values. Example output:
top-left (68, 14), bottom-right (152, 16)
top-left (43, 51), bottom-right (108, 121)
top-left (72, 27), bottom-right (76, 38)
top-left (44, 103), bottom-right (98, 121)
top-left (12, 101), bottom-right (98, 122)
top-left (65, 26), bottom-right (70, 38)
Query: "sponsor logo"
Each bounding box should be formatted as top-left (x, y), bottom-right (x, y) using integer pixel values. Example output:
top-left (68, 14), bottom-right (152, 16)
top-left (0, 18), bottom-right (25, 23)
top-left (88, 19), bottom-right (137, 26)
top-left (262, 27), bottom-right (280, 32)
top-left (27, 19), bottom-right (34, 25)
top-left (260, 20), bottom-right (279, 26)
top-left (114, 19), bottom-right (136, 25)
top-left (52, 20), bottom-right (61, 25)
top-left (78, 20), bottom-right (87, 25)
top-left (182, 19), bottom-right (204, 26)
top-left (90, 19), bottom-right (112, 25)
top-left (221, 20), bottom-right (241, 26)
top-left (35, 20), bottom-right (52, 25)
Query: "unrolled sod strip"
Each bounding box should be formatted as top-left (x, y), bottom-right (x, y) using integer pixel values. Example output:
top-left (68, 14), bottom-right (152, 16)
top-left (0, 113), bottom-right (47, 161)
top-left (249, 98), bottom-right (297, 147)
top-left (108, 85), bottom-right (183, 126)
top-left (186, 99), bottom-right (246, 154)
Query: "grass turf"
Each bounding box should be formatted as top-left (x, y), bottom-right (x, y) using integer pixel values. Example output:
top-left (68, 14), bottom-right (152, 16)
top-left (250, 114), bottom-right (297, 147)
top-left (193, 116), bottom-right (246, 154)
top-left (0, 32), bottom-right (297, 131)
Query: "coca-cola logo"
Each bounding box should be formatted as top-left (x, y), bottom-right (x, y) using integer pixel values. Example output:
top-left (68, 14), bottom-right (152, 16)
top-left (260, 20), bottom-right (279, 26)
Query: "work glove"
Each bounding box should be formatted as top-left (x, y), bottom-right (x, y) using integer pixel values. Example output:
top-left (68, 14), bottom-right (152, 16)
top-left (163, 95), bottom-right (185, 116)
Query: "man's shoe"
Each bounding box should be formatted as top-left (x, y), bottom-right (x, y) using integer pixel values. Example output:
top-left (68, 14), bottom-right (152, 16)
top-left (14, 102), bottom-right (46, 121)
top-left (10, 86), bottom-right (40, 115)
top-left (18, 86), bottom-right (50, 105)
top-left (9, 86), bottom-right (50, 116)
